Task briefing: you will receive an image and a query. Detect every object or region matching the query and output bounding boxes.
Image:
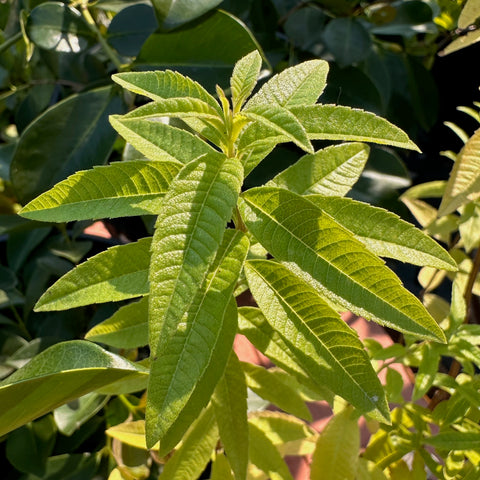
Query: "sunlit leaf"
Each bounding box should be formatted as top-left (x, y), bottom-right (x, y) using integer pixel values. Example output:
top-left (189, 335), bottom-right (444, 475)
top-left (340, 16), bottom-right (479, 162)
top-left (231, 50), bottom-right (262, 113)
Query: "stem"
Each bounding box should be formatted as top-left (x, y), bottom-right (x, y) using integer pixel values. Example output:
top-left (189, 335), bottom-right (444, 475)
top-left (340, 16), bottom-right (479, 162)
top-left (10, 305), bottom-right (31, 340)
top-left (0, 31), bottom-right (23, 54)
top-left (80, 3), bottom-right (124, 71)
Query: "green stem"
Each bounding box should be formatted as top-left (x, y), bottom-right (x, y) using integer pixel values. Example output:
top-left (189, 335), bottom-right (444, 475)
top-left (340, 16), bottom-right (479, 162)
top-left (10, 305), bottom-right (31, 340)
top-left (0, 31), bottom-right (23, 55)
top-left (80, 4), bottom-right (124, 71)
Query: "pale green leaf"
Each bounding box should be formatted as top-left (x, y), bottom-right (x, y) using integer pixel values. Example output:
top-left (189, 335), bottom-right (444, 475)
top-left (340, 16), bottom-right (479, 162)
top-left (231, 50), bottom-right (262, 113)
top-left (424, 431), bottom-right (480, 450)
top-left (85, 297), bottom-right (148, 348)
top-left (159, 405), bottom-right (219, 480)
top-left (0, 340), bottom-right (147, 437)
top-left (245, 260), bottom-right (389, 422)
top-left (310, 408), bottom-right (359, 480)
top-left (246, 59), bottom-right (329, 108)
top-left (306, 195), bottom-right (457, 271)
top-left (147, 226), bottom-right (248, 447)
top-left (35, 238), bottom-right (151, 311)
top-left (400, 181), bottom-right (446, 200)
top-left (412, 343), bottom-right (441, 401)
top-left (268, 143), bottom-right (369, 197)
top-left (106, 420), bottom-right (157, 451)
top-left (239, 187), bottom-right (445, 342)
top-left (112, 70), bottom-right (221, 113)
top-left (238, 306), bottom-right (334, 403)
top-left (110, 116), bottom-right (220, 164)
top-left (423, 293), bottom-right (450, 323)
top-left (242, 362), bottom-right (312, 421)
top-left (459, 202), bottom-right (480, 252)
top-left (445, 121), bottom-right (470, 144)
top-left (210, 452), bottom-right (235, 480)
top-left (243, 104), bottom-right (313, 153)
top-left (401, 197), bottom-right (438, 228)
top-left (441, 27), bottom-right (480, 55)
top-left (439, 129), bottom-right (480, 216)
top-left (213, 352), bottom-right (249, 480)
top-left (19, 160), bottom-right (181, 222)
top-left (356, 458), bottom-right (388, 480)
top-left (290, 105), bottom-right (420, 151)
top-left (458, 0), bottom-right (480, 29)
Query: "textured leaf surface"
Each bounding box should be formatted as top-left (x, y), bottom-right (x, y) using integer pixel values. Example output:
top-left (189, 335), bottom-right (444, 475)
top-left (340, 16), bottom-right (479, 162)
top-left (239, 187), bottom-right (445, 342)
top-left (147, 193), bottom-right (247, 448)
top-left (310, 408), bottom-right (359, 480)
top-left (35, 238), bottom-right (151, 311)
top-left (246, 60), bottom-right (328, 108)
top-left (213, 353), bottom-right (249, 480)
top-left (112, 70), bottom-right (221, 113)
top-left (159, 405), bottom-right (218, 480)
top-left (19, 160), bottom-right (181, 222)
top-left (85, 297), bottom-right (148, 349)
top-left (110, 116), bottom-right (220, 164)
top-left (290, 105), bottom-right (419, 151)
top-left (424, 431), bottom-right (480, 450)
top-left (231, 50), bottom-right (262, 113)
top-left (439, 129), bottom-right (480, 216)
top-left (306, 195), bottom-right (457, 270)
top-left (0, 341), bottom-right (147, 437)
top-left (268, 143), bottom-right (369, 196)
top-left (245, 260), bottom-right (389, 422)
top-left (243, 105), bottom-right (313, 154)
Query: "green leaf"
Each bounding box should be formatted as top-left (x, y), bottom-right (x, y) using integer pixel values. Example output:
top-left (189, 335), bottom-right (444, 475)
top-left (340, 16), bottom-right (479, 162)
top-left (106, 420), bottom-right (156, 451)
top-left (151, 0), bottom-right (222, 30)
top-left (290, 105), bottom-right (420, 151)
top-left (112, 70), bottom-right (221, 113)
top-left (85, 297), bottom-right (148, 349)
top-left (0, 341), bottom-right (147, 437)
top-left (231, 50), bottom-right (262, 113)
top-left (239, 187), bottom-right (445, 342)
top-left (238, 307), bottom-right (334, 403)
top-left (147, 219), bottom-right (247, 446)
top-left (245, 260), bottom-right (389, 422)
top-left (439, 129), bottom-right (480, 216)
top-left (135, 10), bottom-right (263, 91)
top-left (458, 0), bottom-right (480, 29)
top-left (424, 431), bottom-right (480, 450)
top-left (213, 352), bottom-right (249, 480)
top-left (310, 407), bottom-right (359, 480)
top-left (11, 87), bottom-right (126, 203)
top-left (159, 405), bottom-right (219, 480)
top-left (25, 2), bottom-right (94, 53)
top-left (413, 344), bottom-right (441, 402)
top-left (211, 452), bottom-right (235, 480)
top-left (268, 143), bottom-right (369, 196)
top-left (242, 362), bottom-right (312, 421)
top-left (19, 160), bottom-right (181, 222)
top-left (441, 29), bottom-right (480, 55)
top-left (246, 59), bottom-right (328, 108)
top-left (35, 238), bottom-right (151, 312)
top-left (306, 195), bottom-right (457, 271)
top-left (243, 105), bottom-right (313, 153)
top-left (356, 458), bottom-right (388, 480)
top-left (323, 18), bottom-right (372, 68)
top-left (109, 116), bottom-right (220, 164)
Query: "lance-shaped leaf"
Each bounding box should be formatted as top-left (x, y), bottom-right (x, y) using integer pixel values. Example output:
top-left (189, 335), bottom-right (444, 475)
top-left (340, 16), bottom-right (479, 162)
top-left (245, 260), bottom-right (389, 422)
top-left (159, 405), bottom-right (219, 480)
top-left (424, 431), bottom-right (480, 450)
top-left (19, 160), bottom-right (181, 222)
top-left (290, 105), bottom-right (420, 151)
top-left (113, 70), bottom-right (221, 113)
top-left (268, 143), bottom-right (369, 196)
top-left (0, 340), bottom-right (147, 437)
top-left (109, 117), bottom-right (220, 164)
top-left (439, 129), bottom-right (480, 216)
top-left (246, 59), bottom-right (329, 108)
top-left (243, 105), bottom-right (313, 154)
top-left (85, 297), bottom-right (149, 349)
top-left (306, 195), bottom-right (457, 270)
top-left (35, 238), bottom-right (151, 311)
top-left (238, 307), bottom-right (334, 403)
top-left (213, 352), bottom-right (249, 480)
top-left (231, 50), bottom-right (262, 113)
top-left (239, 187), bottom-right (445, 342)
top-left (147, 151), bottom-right (245, 447)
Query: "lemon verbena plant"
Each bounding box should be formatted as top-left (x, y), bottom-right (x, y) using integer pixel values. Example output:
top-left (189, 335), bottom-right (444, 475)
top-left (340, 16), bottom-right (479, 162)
top-left (1, 51), bottom-right (457, 478)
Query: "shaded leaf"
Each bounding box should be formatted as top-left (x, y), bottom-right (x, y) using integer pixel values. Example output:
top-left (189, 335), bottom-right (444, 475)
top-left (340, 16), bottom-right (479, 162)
top-left (152, 0), bottom-right (222, 30)
top-left (35, 238), bottom-right (151, 311)
top-left (0, 341), bottom-right (147, 437)
top-left (19, 160), bottom-right (181, 222)
top-left (239, 187), bottom-right (445, 342)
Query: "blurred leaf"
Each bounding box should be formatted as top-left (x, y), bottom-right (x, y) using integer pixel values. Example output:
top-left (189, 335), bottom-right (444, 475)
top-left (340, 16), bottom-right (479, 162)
top-left (323, 18), bottom-right (372, 67)
top-left (385, 367), bottom-right (404, 403)
top-left (107, 420), bottom-right (157, 451)
top-left (424, 431), bottom-right (480, 450)
top-left (283, 6), bottom-right (326, 53)
top-left (20, 453), bottom-right (99, 479)
top-left (11, 86), bottom-right (126, 203)
top-left (210, 452), bottom-right (235, 480)
top-left (25, 2), bottom-right (94, 53)
top-left (107, 4), bottom-right (158, 56)
top-left (135, 10), bottom-right (262, 90)
top-left (441, 29), bottom-right (480, 55)
top-left (7, 227), bottom-right (51, 272)
top-left (458, 0), bottom-right (480, 28)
